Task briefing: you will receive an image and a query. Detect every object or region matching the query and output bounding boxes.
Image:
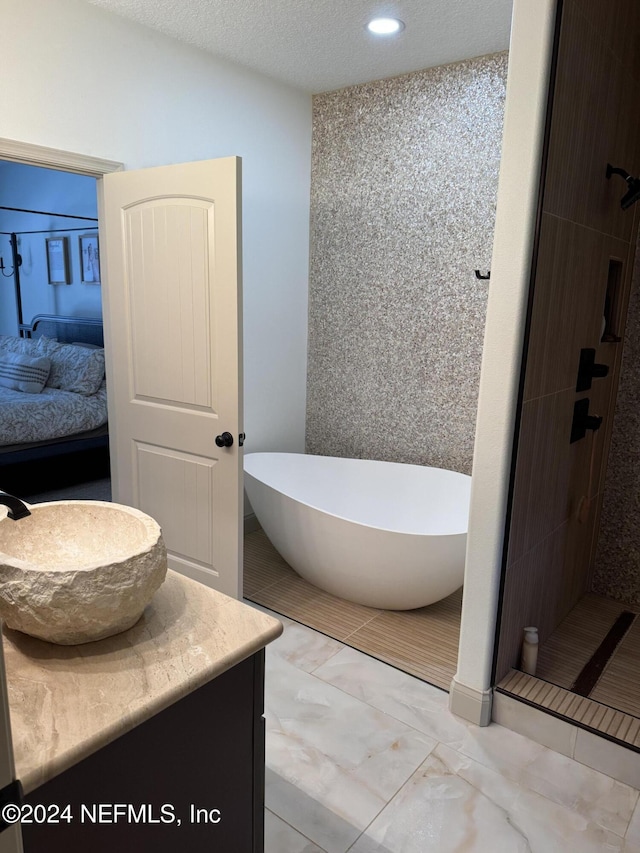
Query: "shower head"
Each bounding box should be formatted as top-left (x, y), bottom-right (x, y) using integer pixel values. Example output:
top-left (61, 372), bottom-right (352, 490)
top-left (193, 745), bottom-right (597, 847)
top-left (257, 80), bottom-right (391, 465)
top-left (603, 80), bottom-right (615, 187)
top-left (621, 181), bottom-right (640, 210)
top-left (606, 163), bottom-right (640, 210)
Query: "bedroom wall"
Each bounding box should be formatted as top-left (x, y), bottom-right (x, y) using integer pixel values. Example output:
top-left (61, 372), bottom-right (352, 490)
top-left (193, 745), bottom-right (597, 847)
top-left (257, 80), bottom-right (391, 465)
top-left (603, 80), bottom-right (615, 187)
top-left (0, 162), bottom-right (101, 336)
top-left (3, 0), bottom-right (312, 456)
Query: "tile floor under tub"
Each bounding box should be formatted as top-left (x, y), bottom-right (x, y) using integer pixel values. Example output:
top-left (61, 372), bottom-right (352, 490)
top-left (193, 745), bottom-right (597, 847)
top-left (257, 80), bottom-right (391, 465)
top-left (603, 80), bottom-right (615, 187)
top-left (255, 601), bottom-right (640, 853)
top-left (244, 529), bottom-right (462, 691)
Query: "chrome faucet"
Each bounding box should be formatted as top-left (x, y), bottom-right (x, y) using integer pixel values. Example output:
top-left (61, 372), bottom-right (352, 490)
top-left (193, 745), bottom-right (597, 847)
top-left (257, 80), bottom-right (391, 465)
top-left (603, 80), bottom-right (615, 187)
top-left (0, 491), bottom-right (31, 520)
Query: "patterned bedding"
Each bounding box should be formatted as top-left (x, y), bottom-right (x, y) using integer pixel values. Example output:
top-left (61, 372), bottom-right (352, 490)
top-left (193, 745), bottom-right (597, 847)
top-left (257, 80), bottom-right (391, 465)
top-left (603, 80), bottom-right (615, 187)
top-left (0, 382), bottom-right (108, 446)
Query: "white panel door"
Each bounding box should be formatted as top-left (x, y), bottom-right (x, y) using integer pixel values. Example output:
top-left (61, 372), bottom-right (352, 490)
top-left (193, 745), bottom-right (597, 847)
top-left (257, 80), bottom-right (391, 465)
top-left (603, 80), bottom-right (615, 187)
top-left (100, 157), bottom-right (243, 597)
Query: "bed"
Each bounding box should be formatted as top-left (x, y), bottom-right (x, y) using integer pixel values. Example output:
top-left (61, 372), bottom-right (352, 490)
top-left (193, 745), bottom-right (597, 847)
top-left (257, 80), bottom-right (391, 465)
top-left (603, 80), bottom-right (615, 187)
top-left (0, 315), bottom-right (109, 489)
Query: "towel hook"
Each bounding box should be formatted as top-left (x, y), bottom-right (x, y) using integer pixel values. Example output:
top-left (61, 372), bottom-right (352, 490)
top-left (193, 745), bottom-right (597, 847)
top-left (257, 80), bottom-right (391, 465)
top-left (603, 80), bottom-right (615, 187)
top-left (475, 269), bottom-right (491, 280)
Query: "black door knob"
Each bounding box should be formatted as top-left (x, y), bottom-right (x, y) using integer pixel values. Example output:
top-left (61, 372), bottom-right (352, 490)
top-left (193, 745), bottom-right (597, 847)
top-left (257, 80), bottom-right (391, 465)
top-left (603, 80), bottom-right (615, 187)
top-left (215, 432), bottom-right (234, 448)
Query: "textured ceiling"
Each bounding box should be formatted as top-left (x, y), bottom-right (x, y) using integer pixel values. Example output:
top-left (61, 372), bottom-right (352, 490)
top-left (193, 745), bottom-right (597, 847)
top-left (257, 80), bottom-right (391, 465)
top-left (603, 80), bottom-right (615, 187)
top-left (85, 0), bottom-right (513, 93)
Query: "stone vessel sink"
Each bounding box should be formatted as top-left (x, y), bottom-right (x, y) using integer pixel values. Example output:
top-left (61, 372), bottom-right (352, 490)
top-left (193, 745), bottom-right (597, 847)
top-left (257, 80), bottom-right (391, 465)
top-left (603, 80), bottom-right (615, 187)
top-left (0, 500), bottom-right (167, 645)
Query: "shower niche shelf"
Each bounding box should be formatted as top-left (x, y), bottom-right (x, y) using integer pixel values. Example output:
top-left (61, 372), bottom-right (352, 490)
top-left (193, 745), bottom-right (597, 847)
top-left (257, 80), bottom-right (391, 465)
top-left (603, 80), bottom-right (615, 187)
top-left (601, 258), bottom-right (624, 343)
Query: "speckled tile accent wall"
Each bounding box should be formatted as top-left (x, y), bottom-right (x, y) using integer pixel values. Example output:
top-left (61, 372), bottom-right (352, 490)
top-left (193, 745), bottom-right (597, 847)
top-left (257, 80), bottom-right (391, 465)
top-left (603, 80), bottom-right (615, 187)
top-left (306, 53), bottom-right (508, 474)
top-left (593, 233), bottom-right (640, 606)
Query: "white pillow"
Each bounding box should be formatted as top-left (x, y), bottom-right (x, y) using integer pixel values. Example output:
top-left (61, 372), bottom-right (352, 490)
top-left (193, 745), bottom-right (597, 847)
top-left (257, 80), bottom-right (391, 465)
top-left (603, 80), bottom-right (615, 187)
top-left (36, 338), bottom-right (105, 396)
top-left (0, 351), bottom-right (51, 394)
top-left (0, 335), bottom-right (41, 356)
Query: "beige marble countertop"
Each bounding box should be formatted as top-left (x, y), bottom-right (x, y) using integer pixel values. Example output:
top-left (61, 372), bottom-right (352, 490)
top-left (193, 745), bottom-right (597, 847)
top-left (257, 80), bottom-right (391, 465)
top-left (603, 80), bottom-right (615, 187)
top-left (3, 570), bottom-right (282, 794)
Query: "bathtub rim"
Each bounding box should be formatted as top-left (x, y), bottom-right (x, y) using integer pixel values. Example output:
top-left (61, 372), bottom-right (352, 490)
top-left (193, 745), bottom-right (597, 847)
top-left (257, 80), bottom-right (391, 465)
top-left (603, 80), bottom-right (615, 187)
top-left (243, 451), bottom-right (471, 538)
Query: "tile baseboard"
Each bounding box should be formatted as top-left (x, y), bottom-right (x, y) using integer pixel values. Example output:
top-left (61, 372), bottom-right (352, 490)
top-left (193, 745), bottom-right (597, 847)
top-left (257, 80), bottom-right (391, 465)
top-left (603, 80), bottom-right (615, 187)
top-left (492, 690), bottom-right (578, 758)
top-left (449, 677), bottom-right (493, 726)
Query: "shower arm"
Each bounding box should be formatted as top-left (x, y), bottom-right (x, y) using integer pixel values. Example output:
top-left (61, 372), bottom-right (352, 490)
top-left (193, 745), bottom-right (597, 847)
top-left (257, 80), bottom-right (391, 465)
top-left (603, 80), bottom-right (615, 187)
top-left (606, 164), bottom-right (632, 182)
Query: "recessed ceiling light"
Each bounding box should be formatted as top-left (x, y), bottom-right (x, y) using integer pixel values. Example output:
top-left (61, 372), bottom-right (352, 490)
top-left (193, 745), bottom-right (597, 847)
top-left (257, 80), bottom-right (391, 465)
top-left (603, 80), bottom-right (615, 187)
top-left (367, 17), bottom-right (405, 36)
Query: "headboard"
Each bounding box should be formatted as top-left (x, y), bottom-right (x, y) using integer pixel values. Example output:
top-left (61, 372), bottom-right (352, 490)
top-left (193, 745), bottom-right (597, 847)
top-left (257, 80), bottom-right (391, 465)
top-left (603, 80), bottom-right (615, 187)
top-left (22, 314), bottom-right (104, 348)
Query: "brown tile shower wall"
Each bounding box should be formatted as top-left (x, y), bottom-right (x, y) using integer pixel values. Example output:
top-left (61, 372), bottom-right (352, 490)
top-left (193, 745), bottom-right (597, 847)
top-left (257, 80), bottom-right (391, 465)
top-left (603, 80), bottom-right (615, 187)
top-left (594, 237), bottom-right (640, 606)
top-left (494, 0), bottom-right (640, 680)
top-left (306, 53), bottom-right (508, 473)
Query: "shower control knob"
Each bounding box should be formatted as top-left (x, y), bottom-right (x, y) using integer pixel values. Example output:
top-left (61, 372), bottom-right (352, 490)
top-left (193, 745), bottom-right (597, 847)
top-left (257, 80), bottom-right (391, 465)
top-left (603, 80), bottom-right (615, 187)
top-left (576, 348), bottom-right (609, 392)
top-left (570, 398), bottom-right (603, 443)
top-left (215, 432), bottom-right (234, 448)
top-left (585, 415), bottom-right (603, 432)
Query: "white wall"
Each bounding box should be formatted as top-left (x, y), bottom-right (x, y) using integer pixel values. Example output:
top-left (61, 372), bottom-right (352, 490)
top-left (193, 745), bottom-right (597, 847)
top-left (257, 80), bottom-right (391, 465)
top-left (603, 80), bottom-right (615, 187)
top-left (450, 0), bottom-right (558, 725)
top-left (0, 2), bottom-right (310, 831)
top-left (0, 162), bottom-right (101, 335)
top-left (3, 0), bottom-right (312, 455)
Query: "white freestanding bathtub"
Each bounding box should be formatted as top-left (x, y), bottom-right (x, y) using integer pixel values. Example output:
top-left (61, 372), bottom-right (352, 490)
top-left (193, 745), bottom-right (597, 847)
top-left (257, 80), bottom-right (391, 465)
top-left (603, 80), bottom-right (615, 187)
top-left (243, 452), bottom-right (471, 610)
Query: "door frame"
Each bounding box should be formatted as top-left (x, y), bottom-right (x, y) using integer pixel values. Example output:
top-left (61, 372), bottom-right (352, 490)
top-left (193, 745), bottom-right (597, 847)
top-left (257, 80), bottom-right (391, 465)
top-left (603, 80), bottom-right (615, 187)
top-left (0, 137), bottom-right (123, 177)
top-left (0, 137), bottom-right (123, 853)
top-left (0, 136), bottom-right (123, 469)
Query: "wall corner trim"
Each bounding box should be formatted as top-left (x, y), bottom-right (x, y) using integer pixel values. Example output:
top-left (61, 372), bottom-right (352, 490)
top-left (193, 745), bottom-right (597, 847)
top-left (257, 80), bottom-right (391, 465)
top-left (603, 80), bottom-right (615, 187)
top-left (449, 677), bottom-right (493, 726)
top-left (455, 0), bottom-right (559, 695)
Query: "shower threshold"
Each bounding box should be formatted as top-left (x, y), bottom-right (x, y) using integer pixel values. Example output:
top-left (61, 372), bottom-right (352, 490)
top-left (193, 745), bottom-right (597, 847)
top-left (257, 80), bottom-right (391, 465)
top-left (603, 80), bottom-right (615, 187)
top-left (496, 669), bottom-right (640, 752)
top-left (496, 592), bottom-right (640, 752)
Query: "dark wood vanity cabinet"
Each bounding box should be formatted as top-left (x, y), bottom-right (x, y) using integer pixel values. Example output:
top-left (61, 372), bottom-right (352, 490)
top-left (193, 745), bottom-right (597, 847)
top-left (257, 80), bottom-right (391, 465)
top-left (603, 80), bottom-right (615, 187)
top-left (21, 651), bottom-right (266, 853)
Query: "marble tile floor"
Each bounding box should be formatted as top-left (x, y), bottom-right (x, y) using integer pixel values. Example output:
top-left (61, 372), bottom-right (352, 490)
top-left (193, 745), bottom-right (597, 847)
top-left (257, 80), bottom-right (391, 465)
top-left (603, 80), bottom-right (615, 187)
top-left (20, 480), bottom-right (640, 849)
top-left (253, 602), bottom-right (640, 853)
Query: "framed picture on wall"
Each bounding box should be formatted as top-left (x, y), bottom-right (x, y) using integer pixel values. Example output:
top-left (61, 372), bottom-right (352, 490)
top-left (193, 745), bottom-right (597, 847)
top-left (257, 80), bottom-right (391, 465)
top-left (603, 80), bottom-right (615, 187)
top-left (79, 233), bottom-right (101, 284)
top-left (46, 237), bottom-right (71, 285)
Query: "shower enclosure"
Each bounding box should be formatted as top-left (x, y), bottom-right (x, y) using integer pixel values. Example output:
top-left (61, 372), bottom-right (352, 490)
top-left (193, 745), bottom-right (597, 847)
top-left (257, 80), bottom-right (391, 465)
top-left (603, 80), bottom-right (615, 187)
top-left (493, 0), bottom-right (640, 752)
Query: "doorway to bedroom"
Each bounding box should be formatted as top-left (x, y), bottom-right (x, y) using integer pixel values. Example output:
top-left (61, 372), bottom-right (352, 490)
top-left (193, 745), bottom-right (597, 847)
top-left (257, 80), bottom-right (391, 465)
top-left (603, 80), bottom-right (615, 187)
top-left (0, 159), bottom-right (110, 503)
